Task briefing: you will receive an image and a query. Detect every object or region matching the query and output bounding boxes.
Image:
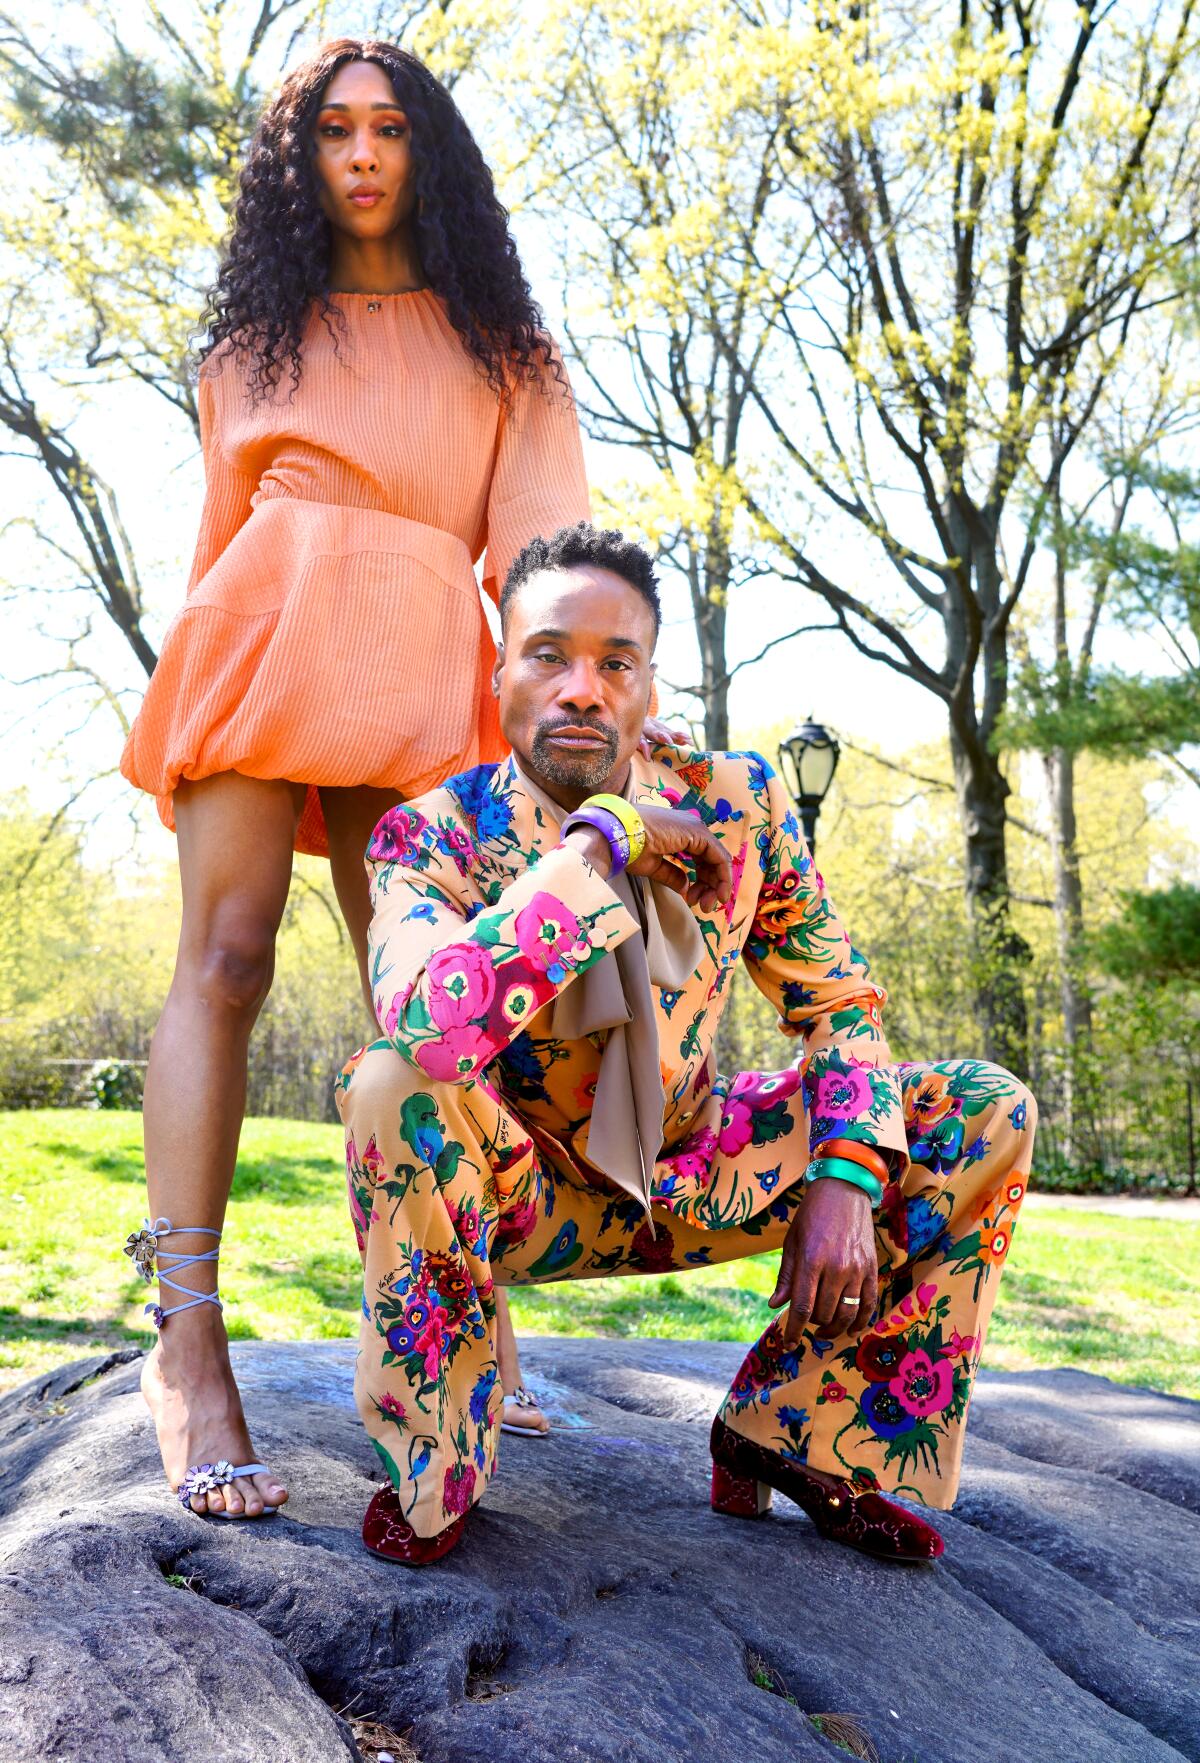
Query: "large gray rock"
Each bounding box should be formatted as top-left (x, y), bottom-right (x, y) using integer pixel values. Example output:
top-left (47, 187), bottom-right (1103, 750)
top-left (0, 1339), bottom-right (1197, 1763)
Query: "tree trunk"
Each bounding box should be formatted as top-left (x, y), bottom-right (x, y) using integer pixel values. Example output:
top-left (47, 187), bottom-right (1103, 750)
top-left (947, 724), bottom-right (1030, 1076)
top-left (1041, 492), bottom-right (1095, 1160)
top-left (687, 531), bottom-right (731, 748)
top-left (1042, 743), bottom-right (1094, 1163)
top-left (697, 592), bottom-right (729, 749)
top-left (938, 510), bottom-right (1030, 1076)
top-left (1043, 749), bottom-right (1091, 1042)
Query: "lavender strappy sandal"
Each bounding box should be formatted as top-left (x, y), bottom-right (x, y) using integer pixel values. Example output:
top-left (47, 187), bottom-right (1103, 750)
top-left (124, 1217), bottom-right (281, 1516)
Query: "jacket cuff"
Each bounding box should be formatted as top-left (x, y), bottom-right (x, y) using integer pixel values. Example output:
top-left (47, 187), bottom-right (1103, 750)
top-left (804, 1050), bottom-right (907, 1167)
top-left (516, 841), bottom-right (640, 978)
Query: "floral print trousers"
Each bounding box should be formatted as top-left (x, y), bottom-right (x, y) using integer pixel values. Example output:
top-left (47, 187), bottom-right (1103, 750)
top-left (337, 1044), bottom-right (1036, 1537)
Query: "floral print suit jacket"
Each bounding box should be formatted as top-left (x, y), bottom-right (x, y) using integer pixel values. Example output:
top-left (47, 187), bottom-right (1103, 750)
top-left (365, 747), bottom-right (908, 1227)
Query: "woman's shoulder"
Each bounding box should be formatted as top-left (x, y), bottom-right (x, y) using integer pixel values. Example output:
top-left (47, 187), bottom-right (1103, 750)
top-left (196, 338), bottom-right (254, 409)
top-left (196, 331), bottom-right (310, 419)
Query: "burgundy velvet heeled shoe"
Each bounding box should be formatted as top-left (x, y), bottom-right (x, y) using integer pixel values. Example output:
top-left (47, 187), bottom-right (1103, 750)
top-left (361, 1484), bottom-right (467, 1566)
top-left (709, 1416), bottom-right (943, 1563)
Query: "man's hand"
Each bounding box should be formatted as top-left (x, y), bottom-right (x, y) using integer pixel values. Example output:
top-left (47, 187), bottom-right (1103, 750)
top-left (768, 1180), bottom-right (878, 1341)
top-left (628, 805), bottom-right (732, 912)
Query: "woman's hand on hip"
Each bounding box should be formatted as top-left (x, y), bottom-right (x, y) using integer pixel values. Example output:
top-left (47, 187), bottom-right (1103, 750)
top-left (639, 715), bottom-right (690, 756)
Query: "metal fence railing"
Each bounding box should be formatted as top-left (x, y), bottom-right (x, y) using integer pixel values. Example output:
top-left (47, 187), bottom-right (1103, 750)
top-left (4, 1032), bottom-right (1199, 1194)
top-left (1027, 1049), bottom-right (1199, 1194)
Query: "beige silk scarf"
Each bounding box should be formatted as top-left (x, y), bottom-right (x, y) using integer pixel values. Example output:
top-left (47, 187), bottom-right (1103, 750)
top-left (512, 762), bottom-right (704, 1215)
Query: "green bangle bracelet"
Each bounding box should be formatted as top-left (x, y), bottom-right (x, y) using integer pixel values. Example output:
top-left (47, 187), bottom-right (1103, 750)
top-left (806, 1155), bottom-right (883, 1206)
top-left (811, 1156), bottom-right (884, 1202)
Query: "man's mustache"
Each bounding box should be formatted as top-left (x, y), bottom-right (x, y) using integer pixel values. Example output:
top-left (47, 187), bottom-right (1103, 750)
top-left (536, 714), bottom-right (618, 743)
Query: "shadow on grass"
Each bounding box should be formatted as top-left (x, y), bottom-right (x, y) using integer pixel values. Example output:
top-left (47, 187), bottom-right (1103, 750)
top-left (0, 1302), bottom-right (147, 1344)
top-left (36, 1138), bottom-right (335, 1204)
top-left (246, 1251), bottom-right (361, 1309)
top-left (38, 1139), bottom-right (144, 1183)
top-left (506, 1278), bottom-right (773, 1339)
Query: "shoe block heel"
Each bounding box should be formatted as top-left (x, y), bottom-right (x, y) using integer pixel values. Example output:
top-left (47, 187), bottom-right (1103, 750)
top-left (711, 1459), bottom-right (773, 1519)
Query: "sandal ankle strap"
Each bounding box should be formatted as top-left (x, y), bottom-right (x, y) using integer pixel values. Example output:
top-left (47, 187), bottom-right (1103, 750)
top-left (123, 1216), bottom-right (223, 1331)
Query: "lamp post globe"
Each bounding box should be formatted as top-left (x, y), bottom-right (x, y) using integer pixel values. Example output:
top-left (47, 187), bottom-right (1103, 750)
top-left (778, 719), bottom-right (841, 855)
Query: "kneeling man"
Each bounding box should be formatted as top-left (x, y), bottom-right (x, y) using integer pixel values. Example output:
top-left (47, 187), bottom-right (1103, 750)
top-left (337, 522), bottom-right (1035, 1565)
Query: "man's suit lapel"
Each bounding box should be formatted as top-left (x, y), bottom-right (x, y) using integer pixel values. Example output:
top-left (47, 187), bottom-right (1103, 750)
top-left (477, 755), bottom-right (557, 887)
top-left (627, 749), bottom-right (674, 815)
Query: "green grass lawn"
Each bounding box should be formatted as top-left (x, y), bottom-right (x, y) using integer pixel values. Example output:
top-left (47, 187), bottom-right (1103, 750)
top-left (1, 1109), bottom-right (1197, 1399)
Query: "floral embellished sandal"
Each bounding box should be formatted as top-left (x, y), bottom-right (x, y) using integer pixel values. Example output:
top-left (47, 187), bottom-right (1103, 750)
top-left (124, 1217), bottom-right (282, 1517)
top-left (500, 1384), bottom-right (551, 1437)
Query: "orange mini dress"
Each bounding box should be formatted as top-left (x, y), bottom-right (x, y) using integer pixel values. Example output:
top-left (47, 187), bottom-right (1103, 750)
top-left (120, 290), bottom-right (589, 856)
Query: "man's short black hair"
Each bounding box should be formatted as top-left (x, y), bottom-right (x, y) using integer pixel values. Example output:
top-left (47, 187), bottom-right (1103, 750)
top-left (500, 521), bottom-right (661, 638)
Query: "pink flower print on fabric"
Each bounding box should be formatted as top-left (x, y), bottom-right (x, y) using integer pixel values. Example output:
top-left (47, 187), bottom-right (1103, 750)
top-left (514, 891), bottom-right (589, 980)
top-left (940, 1329), bottom-right (978, 1360)
top-left (889, 1348), bottom-right (954, 1417)
top-left (346, 1131), bottom-right (385, 1252)
top-left (368, 805), bottom-right (428, 865)
top-left (415, 1026), bottom-right (487, 1083)
top-left (495, 1198), bottom-right (539, 1246)
top-left (420, 1320), bottom-right (451, 1381)
top-left (441, 824), bottom-right (476, 873)
top-left (405, 1293), bottom-right (453, 1381)
top-left (443, 1461), bottom-right (476, 1517)
top-left (451, 1198), bottom-right (483, 1250)
top-left (878, 1280), bottom-right (939, 1337)
top-left (718, 1069), bottom-right (802, 1156)
top-left (813, 1060), bottom-right (874, 1121)
top-left (718, 1098), bottom-right (754, 1157)
top-left (346, 1168), bottom-right (369, 1253)
top-left (381, 981), bottom-right (415, 1039)
top-left (663, 1125), bottom-right (718, 1185)
top-left (739, 1070), bottom-right (802, 1109)
top-left (361, 1134), bottom-right (385, 1185)
top-left (494, 969), bottom-right (555, 1033)
top-left (427, 943), bottom-right (496, 1030)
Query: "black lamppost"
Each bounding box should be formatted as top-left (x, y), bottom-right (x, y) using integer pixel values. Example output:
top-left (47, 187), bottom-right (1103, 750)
top-left (778, 719), bottom-right (841, 855)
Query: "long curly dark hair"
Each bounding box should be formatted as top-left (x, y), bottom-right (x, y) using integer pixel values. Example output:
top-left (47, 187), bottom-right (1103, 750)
top-left (199, 38), bottom-right (558, 402)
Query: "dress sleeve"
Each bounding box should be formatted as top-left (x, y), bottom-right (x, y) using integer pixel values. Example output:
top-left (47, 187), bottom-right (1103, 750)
top-left (480, 341), bottom-right (590, 606)
top-left (185, 367), bottom-right (259, 592)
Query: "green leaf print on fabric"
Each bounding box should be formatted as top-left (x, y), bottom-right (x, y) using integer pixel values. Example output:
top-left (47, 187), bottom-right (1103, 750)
top-left (400, 1093), bottom-right (443, 1162)
top-left (749, 1099), bottom-right (796, 1147)
top-left (373, 1439), bottom-right (404, 1491)
top-left (526, 1219), bottom-right (584, 1279)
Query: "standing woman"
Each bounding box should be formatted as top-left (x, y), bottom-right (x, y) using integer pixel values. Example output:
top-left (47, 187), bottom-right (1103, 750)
top-left (121, 38), bottom-right (600, 1515)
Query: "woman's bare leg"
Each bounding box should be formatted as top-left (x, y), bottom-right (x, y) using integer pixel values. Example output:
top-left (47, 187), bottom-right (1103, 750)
top-left (141, 772), bottom-right (305, 1516)
top-left (322, 783), bottom-right (404, 1017)
top-left (321, 784), bottom-right (550, 1435)
top-left (494, 1286), bottom-right (550, 1434)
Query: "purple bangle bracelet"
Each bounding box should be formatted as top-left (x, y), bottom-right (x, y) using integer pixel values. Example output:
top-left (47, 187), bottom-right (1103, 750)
top-left (561, 805), bottom-right (632, 875)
